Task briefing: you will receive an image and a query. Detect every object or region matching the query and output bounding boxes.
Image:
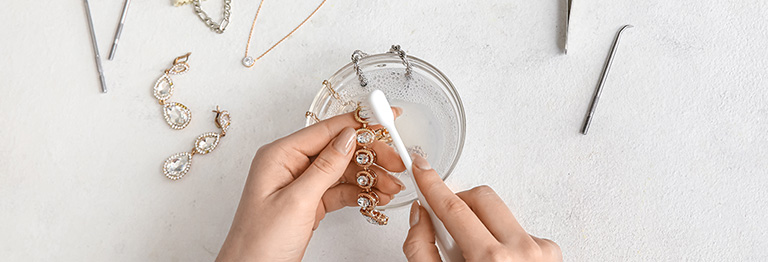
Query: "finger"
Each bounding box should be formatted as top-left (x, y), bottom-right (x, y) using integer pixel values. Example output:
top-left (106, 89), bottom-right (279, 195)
top-left (286, 127), bottom-right (356, 199)
top-left (369, 140), bottom-right (407, 172)
top-left (403, 202), bottom-right (441, 262)
top-left (274, 107), bottom-right (402, 157)
top-left (313, 201), bottom-right (326, 230)
top-left (341, 165), bottom-right (405, 195)
top-left (411, 154), bottom-right (498, 252)
top-left (321, 183), bottom-right (394, 213)
top-left (456, 186), bottom-right (527, 243)
top-left (530, 235), bottom-right (562, 260)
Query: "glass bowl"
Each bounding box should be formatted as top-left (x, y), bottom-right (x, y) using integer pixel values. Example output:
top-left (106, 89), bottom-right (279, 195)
top-left (306, 52), bottom-right (465, 209)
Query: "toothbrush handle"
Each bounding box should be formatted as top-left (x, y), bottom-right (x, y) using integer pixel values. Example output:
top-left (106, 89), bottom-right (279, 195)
top-left (388, 128), bottom-right (464, 262)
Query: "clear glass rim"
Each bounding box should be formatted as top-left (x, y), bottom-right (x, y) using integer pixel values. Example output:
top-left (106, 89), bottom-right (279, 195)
top-left (307, 52), bottom-right (466, 209)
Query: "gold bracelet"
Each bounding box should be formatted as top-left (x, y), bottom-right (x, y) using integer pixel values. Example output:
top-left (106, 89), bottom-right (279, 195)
top-left (353, 105), bottom-right (388, 225)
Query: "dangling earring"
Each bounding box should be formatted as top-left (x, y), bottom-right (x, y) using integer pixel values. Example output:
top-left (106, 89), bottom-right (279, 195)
top-left (153, 53), bottom-right (192, 130)
top-left (163, 106), bottom-right (231, 180)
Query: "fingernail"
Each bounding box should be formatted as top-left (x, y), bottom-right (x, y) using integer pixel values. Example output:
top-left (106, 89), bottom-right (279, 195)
top-left (412, 154), bottom-right (431, 170)
top-left (391, 174), bottom-right (406, 192)
top-left (393, 107), bottom-right (403, 116)
top-left (409, 201), bottom-right (420, 227)
top-left (334, 127), bottom-right (356, 154)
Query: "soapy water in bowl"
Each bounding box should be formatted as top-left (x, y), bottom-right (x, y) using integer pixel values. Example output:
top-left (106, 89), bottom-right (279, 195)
top-left (321, 68), bottom-right (460, 208)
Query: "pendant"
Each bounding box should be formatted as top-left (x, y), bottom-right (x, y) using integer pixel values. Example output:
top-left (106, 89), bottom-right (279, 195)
top-left (162, 102), bottom-right (192, 130)
top-left (163, 152), bottom-right (193, 180)
top-left (242, 56), bottom-right (255, 67)
top-left (153, 75), bottom-right (173, 101)
top-left (194, 132), bottom-right (221, 154)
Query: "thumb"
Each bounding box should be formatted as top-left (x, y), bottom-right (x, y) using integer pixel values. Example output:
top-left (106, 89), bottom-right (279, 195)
top-left (287, 127), bottom-right (356, 199)
top-left (403, 201), bottom-right (441, 262)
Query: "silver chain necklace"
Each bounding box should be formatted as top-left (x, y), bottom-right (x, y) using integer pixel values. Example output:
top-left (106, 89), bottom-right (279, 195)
top-left (192, 0), bottom-right (231, 34)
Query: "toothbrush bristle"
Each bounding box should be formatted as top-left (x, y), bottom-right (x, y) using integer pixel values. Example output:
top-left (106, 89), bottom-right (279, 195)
top-left (358, 104), bottom-right (380, 125)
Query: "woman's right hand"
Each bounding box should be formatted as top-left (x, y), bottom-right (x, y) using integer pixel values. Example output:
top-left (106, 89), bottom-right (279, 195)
top-left (402, 155), bottom-right (562, 262)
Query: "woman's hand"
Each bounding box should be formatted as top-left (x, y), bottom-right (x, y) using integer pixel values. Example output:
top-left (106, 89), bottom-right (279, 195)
top-left (217, 109), bottom-right (406, 262)
top-left (403, 155), bottom-right (562, 262)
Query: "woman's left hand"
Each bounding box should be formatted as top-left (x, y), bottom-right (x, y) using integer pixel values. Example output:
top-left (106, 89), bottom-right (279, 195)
top-left (217, 108), bottom-right (406, 262)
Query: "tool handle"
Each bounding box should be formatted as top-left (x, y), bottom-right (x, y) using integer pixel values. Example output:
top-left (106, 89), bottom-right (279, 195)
top-left (389, 128), bottom-right (464, 262)
top-left (109, 0), bottom-right (131, 60)
top-left (84, 0), bottom-right (107, 93)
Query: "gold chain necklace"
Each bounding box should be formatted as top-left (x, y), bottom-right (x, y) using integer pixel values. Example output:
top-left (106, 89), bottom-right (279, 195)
top-left (241, 0), bottom-right (328, 67)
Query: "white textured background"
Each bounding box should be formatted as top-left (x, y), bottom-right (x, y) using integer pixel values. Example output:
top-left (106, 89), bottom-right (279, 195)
top-left (1, 0), bottom-right (767, 261)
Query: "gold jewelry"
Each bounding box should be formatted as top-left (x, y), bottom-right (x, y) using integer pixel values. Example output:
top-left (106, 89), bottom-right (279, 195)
top-left (163, 106), bottom-right (231, 180)
top-left (373, 128), bottom-right (392, 144)
top-left (241, 0), bottom-right (327, 67)
top-left (353, 105), bottom-right (388, 225)
top-left (173, 0), bottom-right (200, 7)
top-left (305, 80), bottom-right (357, 125)
top-left (153, 53), bottom-right (193, 130)
top-left (305, 111), bottom-right (320, 123)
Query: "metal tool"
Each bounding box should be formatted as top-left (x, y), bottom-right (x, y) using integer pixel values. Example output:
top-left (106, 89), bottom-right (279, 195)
top-left (581, 24), bottom-right (633, 135)
top-left (108, 0), bottom-right (131, 60)
top-left (84, 0), bottom-right (108, 93)
top-left (564, 0), bottom-right (572, 54)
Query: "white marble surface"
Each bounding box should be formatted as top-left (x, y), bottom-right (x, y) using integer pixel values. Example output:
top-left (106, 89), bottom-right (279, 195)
top-left (2, 0), bottom-right (767, 261)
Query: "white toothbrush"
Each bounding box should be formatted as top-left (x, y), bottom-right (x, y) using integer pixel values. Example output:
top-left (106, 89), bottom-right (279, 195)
top-left (365, 89), bottom-right (464, 262)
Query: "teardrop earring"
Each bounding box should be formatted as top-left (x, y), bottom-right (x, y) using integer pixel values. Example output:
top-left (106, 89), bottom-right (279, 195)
top-left (163, 106), bottom-right (231, 180)
top-left (153, 53), bottom-right (193, 130)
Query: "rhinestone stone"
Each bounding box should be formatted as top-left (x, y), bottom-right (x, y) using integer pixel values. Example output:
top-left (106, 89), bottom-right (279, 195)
top-left (357, 196), bottom-right (371, 208)
top-left (194, 133), bottom-right (220, 154)
top-left (355, 153), bottom-right (370, 166)
top-left (365, 215), bottom-right (378, 225)
top-left (163, 152), bottom-right (192, 180)
top-left (199, 137), bottom-right (216, 150)
top-left (242, 56), bottom-right (255, 67)
top-left (153, 76), bottom-right (173, 100)
top-left (169, 63), bottom-right (189, 75)
top-left (156, 80), bottom-right (171, 96)
top-left (164, 103), bottom-right (191, 129)
top-left (356, 129), bottom-right (374, 145)
top-left (166, 156), bottom-right (188, 173)
top-left (358, 109), bottom-right (372, 121)
top-left (356, 175), bottom-right (370, 187)
top-left (217, 112), bottom-right (231, 130)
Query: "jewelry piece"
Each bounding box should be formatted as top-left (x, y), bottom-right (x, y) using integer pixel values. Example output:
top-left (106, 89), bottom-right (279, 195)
top-left (153, 53), bottom-right (193, 130)
top-left (353, 105), bottom-right (388, 225)
top-left (241, 0), bottom-right (327, 67)
top-left (163, 106), bottom-right (231, 180)
top-left (305, 80), bottom-right (357, 125)
top-left (173, 0), bottom-right (202, 6)
top-left (373, 128), bottom-right (392, 144)
top-left (180, 0), bottom-right (231, 34)
top-left (388, 45), bottom-right (412, 79)
top-left (353, 45), bottom-right (413, 87)
top-left (351, 50), bottom-right (369, 87)
top-left (305, 111), bottom-right (320, 124)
